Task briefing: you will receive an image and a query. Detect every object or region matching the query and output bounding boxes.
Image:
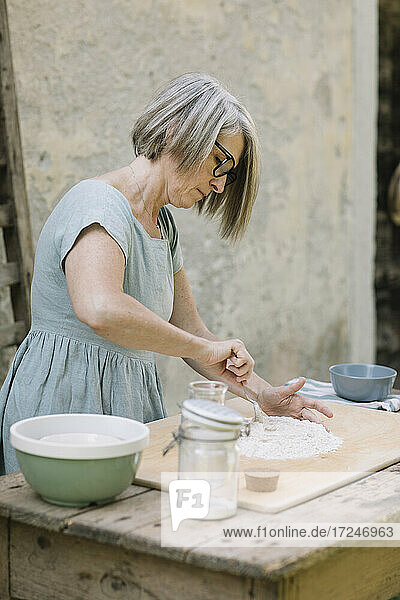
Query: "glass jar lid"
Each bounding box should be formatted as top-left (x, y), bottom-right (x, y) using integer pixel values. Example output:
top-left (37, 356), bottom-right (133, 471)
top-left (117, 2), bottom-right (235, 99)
top-left (178, 424), bottom-right (240, 442)
top-left (181, 399), bottom-right (244, 431)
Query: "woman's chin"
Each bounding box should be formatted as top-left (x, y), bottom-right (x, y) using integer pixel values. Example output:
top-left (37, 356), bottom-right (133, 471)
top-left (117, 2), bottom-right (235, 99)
top-left (181, 197), bottom-right (198, 209)
top-left (168, 192), bottom-right (199, 209)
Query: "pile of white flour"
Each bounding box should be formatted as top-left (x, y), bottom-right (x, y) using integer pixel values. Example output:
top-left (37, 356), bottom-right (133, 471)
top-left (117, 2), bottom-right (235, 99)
top-left (237, 415), bottom-right (342, 460)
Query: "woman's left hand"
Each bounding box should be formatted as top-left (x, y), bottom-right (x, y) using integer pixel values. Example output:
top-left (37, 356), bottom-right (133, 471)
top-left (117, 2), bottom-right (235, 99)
top-left (257, 377), bottom-right (333, 424)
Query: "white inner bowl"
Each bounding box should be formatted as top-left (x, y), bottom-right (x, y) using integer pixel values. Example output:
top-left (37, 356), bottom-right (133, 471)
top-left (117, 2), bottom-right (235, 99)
top-left (40, 433), bottom-right (123, 445)
top-left (10, 413), bottom-right (149, 460)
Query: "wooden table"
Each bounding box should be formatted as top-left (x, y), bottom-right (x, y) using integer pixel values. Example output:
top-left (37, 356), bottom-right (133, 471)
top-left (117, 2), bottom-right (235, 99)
top-left (1, 463), bottom-right (400, 600)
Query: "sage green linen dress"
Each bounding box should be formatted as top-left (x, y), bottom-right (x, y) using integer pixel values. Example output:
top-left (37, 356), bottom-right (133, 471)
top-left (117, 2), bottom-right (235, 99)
top-left (0, 179), bottom-right (183, 474)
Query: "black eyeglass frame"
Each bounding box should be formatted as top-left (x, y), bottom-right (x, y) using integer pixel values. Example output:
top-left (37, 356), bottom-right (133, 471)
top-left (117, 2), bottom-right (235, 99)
top-left (213, 140), bottom-right (237, 187)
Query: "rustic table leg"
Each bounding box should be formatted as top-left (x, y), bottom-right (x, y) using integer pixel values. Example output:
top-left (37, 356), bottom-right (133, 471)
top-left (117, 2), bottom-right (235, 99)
top-left (278, 546), bottom-right (400, 600)
top-left (9, 521), bottom-right (278, 600)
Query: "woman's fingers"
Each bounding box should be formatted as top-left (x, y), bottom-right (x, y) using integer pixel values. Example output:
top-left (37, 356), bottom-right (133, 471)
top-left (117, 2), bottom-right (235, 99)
top-left (230, 355), bottom-right (247, 367)
top-left (226, 362), bottom-right (249, 376)
top-left (231, 339), bottom-right (250, 359)
top-left (225, 358), bottom-right (235, 369)
top-left (228, 340), bottom-right (255, 381)
top-left (300, 407), bottom-right (331, 432)
top-left (226, 363), bottom-right (252, 382)
top-left (303, 397), bottom-right (333, 418)
top-left (276, 381), bottom-right (333, 419)
top-left (278, 377), bottom-right (306, 395)
top-left (300, 407), bottom-right (321, 424)
top-left (206, 340), bottom-right (254, 381)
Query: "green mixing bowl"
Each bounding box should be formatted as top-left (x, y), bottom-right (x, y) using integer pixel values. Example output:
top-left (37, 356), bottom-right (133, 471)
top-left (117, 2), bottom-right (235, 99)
top-left (10, 413), bottom-right (149, 507)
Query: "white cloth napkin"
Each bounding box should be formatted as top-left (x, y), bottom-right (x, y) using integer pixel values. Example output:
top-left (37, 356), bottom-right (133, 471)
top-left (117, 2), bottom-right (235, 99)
top-left (285, 378), bottom-right (400, 412)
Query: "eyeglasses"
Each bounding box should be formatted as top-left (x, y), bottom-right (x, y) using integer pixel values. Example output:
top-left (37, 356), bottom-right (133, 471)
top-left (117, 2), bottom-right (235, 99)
top-left (213, 140), bottom-right (237, 187)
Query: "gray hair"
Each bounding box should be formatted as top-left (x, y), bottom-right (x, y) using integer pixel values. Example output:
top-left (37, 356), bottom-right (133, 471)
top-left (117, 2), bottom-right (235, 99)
top-left (130, 73), bottom-right (260, 243)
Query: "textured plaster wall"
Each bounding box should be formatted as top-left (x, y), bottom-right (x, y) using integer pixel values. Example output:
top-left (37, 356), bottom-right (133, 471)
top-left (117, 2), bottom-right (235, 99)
top-left (5, 0), bottom-right (376, 413)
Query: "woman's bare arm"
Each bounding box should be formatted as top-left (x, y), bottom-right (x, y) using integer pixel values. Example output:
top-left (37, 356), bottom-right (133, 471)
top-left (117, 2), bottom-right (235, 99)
top-left (64, 223), bottom-right (253, 381)
top-left (65, 224), bottom-right (208, 359)
top-left (169, 265), bottom-right (268, 399)
top-left (170, 266), bottom-right (333, 423)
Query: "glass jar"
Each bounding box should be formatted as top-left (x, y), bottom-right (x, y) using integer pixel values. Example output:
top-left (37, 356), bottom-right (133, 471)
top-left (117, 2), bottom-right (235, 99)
top-left (174, 399), bottom-right (244, 520)
top-left (177, 424), bottom-right (240, 520)
top-left (188, 381), bottom-right (228, 405)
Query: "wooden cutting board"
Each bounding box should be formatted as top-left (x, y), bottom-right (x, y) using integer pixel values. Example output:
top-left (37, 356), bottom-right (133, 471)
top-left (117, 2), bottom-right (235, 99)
top-left (135, 398), bottom-right (400, 513)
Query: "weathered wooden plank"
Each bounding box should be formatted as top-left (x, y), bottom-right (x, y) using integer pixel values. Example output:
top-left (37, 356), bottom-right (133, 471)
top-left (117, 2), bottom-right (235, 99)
top-left (166, 464), bottom-right (400, 579)
top-left (3, 466), bottom-right (400, 595)
top-left (0, 472), bottom-right (151, 532)
top-left (60, 462), bottom-right (400, 580)
top-left (9, 519), bottom-right (400, 600)
top-left (0, 321), bottom-right (26, 348)
top-left (0, 263), bottom-right (20, 287)
top-left (64, 488), bottom-right (190, 565)
top-left (3, 469), bottom-right (400, 599)
top-left (0, 472), bottom-right (25, 494)
top-left (3, 466), bottom-right (400, 582)
top-left (10, 521), bottom-right (264, 600)
top-left (65, 488), bottom-right (162, 543)
top-left (0, 203), bottom-right (13, 227)
top-left (0, 516), bottom-right (10, 600)
top-left (2, 230), bottom-right (30, 332)
top-left (0, 0), bottom-right (34, 322)
top-left (136, 499), bottom-right (315, 578)
top-left (278, 547), bottom-right (400, 600)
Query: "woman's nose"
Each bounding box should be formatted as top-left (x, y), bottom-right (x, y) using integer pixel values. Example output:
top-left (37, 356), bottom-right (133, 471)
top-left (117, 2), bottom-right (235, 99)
top-left (210, 176), bottom-right (226, 194)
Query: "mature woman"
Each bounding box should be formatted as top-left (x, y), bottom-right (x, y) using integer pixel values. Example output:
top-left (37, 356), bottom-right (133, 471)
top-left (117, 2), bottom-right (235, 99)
top-left (0, 73), bottom-right (332, 475)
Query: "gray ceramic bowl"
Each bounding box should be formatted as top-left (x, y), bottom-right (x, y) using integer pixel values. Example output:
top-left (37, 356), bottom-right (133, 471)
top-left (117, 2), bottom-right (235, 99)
top-left (329, 363), bottom-right (397, 402)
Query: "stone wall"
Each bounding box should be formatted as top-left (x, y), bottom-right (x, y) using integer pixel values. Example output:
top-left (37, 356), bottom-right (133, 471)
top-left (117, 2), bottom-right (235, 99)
top-left (4, 0), bottom-right (377, 412)
top-left (376, 0), bottom-right (400, 381)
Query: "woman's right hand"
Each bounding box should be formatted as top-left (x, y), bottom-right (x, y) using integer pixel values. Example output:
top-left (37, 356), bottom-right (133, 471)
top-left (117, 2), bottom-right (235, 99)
top-left (195, 339), bottom-right (255, 384)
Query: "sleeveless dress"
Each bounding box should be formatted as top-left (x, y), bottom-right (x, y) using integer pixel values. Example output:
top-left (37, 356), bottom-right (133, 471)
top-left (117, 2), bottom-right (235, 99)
top-left (0, 179), bottom-right (183, 474)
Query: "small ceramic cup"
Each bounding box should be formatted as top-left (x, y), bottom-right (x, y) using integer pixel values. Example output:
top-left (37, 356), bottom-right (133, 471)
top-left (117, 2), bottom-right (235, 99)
top-left (244, 469), bottom-right (280, 492)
